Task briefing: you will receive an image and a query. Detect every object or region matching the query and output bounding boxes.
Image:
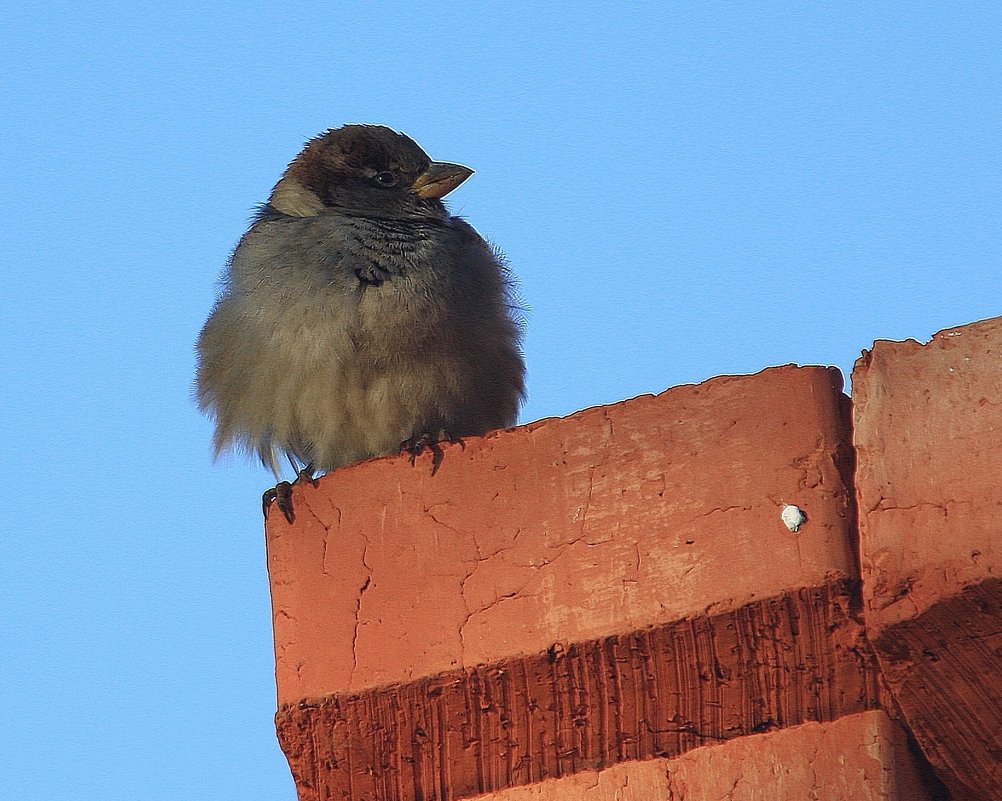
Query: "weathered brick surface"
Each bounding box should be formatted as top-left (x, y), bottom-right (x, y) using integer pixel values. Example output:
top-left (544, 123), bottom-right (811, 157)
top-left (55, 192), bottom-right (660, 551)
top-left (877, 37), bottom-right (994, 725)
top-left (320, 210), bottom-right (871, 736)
top-left (266, 365), bottom-right (856, 703)
top-left (853, 315), bottom-right (1002, 799)
top-left (275, 582), bottom-right (880, 801)
top-left (265, 365), bottom-right (872, 800)
top-left (265, 312), bottom-right (1002, 800)
top-left (853, 316), bottom-right (1002, 634)
top-left (469, 711), bottom-right (933, 801)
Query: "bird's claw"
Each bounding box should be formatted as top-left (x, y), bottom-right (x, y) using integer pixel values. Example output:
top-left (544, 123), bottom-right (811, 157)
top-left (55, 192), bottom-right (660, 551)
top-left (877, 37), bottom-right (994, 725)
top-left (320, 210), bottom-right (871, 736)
top-left (296, 462), bottom-right (320, 487)
top-left (262, 482), bottom-right (296, 524)
top-left (401, 431), bottom-right (462, 476)
top-left (262, 463), bottom-right (319, 524)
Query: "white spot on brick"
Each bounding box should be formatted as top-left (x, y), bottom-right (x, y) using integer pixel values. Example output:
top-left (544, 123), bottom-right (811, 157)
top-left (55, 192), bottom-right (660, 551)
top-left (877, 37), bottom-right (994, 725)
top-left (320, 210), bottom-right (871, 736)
top-left (781, 504), bottom-right (807, 532)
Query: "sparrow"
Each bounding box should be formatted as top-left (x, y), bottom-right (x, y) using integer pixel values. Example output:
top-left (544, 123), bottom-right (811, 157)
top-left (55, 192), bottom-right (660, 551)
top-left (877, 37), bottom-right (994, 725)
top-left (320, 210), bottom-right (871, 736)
top-left (196, 124), bottom-right (525, 521)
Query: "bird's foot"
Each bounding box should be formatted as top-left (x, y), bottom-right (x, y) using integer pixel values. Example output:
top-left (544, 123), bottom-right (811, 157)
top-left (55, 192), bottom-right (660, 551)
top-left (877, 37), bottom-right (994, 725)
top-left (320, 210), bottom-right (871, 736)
top-left (262, 463), bottom-right (320, 524)
top-left (262, 482), bottom-right (296, 524)
top-left (296, 462), bottom-right (320, 487)
top-left (401, 431), bottom-right (462, 476)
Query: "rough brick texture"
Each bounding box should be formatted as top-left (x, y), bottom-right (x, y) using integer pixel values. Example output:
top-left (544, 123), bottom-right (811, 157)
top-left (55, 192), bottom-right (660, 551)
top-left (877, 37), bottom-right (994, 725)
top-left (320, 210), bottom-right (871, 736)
top-left (468, 711), bottom-right (933, 801)
top-left (853, 316), bottom-right (1002, 800)
top-left (854, 317), bottom-right (1002, 633)
top-left (266, 366), bottom-right (856, 703)
top-left (275, 581), bottom-right (880, 800)
top-left (265, 365), bottom-right (882, 800)
top-left (266, 316), bottom-right (1002, 801)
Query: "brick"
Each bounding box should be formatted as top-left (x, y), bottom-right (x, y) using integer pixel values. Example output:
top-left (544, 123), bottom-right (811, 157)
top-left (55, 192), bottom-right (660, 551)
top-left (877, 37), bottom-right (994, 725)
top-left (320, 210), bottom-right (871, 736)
top-left (853, 315), bottom-right (1002, 799)
top-left (466, 711), bottom-right (934, 801)
top-left (265, 366), bottom-right (868, 800)
top-left (853, 315), bottom-right (1002, 633)
top-left (275, 581), bottom-right (880, 800)
top-left (266, 366), bottom-right (857, 702)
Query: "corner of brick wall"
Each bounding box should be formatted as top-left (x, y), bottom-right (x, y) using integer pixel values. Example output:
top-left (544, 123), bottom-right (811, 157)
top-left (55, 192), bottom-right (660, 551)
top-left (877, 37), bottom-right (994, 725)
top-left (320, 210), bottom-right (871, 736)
top-left (264, 315), bottom-right (1002, 800)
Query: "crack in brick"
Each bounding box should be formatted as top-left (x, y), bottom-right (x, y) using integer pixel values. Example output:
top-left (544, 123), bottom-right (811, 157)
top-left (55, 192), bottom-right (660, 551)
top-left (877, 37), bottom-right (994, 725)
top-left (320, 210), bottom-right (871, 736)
top-left (298, 494), bottom-right (373, 690)
top-left (347, 532), bottom-right (372, 690)
top-left (867, 498), bottom-right (971, 516)
top-left (297, 491), bottom-right (326, 534)
top-left (691, 504), bottom-right (749, 522)
top-left (457, 526), bottom-right (618, 666)
top-left (309, 498), bottom-right (339, 580)
top-left (575, 465), bottom-right (598, 532)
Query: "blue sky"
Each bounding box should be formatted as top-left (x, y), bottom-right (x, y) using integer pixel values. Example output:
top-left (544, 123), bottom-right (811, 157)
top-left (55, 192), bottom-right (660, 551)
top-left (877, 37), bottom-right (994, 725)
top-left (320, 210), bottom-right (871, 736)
top-left (3, 4), bottom-right (1000, 799)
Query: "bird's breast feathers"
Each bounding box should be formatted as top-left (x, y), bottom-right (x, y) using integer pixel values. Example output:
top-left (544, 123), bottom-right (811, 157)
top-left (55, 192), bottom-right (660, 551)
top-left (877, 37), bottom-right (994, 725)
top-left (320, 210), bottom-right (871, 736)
top-left (233, 218), bottom-right (472, 360)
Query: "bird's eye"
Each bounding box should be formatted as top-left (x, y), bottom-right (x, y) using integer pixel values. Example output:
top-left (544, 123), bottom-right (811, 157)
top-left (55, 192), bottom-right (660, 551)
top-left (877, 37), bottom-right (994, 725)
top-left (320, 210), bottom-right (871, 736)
top-left (374, 171), bottom-right (398, 187)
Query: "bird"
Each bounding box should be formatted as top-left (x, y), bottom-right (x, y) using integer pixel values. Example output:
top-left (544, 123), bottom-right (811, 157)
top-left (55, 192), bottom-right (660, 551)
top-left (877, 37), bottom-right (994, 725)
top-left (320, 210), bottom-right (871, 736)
top-left (196, 124), bottom-right (525, 522)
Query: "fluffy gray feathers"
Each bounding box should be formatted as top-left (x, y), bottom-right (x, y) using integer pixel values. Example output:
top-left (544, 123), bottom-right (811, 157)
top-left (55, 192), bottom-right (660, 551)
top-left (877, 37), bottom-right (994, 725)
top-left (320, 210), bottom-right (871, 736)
top-left (196, 125), bottom-right (525, 478)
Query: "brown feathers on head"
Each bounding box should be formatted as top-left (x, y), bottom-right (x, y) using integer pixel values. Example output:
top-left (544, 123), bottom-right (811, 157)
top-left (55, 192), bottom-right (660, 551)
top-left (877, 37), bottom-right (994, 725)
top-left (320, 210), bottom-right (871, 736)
top-left (269, 125), bottom-right (438, 217)
top-left (290, 125), bottom-right (430, 182)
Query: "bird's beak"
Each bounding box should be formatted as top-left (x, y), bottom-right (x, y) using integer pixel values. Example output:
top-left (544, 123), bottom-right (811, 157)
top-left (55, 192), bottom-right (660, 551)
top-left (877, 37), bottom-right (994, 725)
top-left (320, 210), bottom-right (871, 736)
top-left (411, 162), bottom-right (474, 199)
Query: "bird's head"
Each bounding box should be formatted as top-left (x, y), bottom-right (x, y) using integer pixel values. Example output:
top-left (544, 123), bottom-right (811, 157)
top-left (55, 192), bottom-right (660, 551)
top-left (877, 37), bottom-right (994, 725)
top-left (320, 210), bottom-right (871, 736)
top-left (267, 124), bottom-right (473, 220)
